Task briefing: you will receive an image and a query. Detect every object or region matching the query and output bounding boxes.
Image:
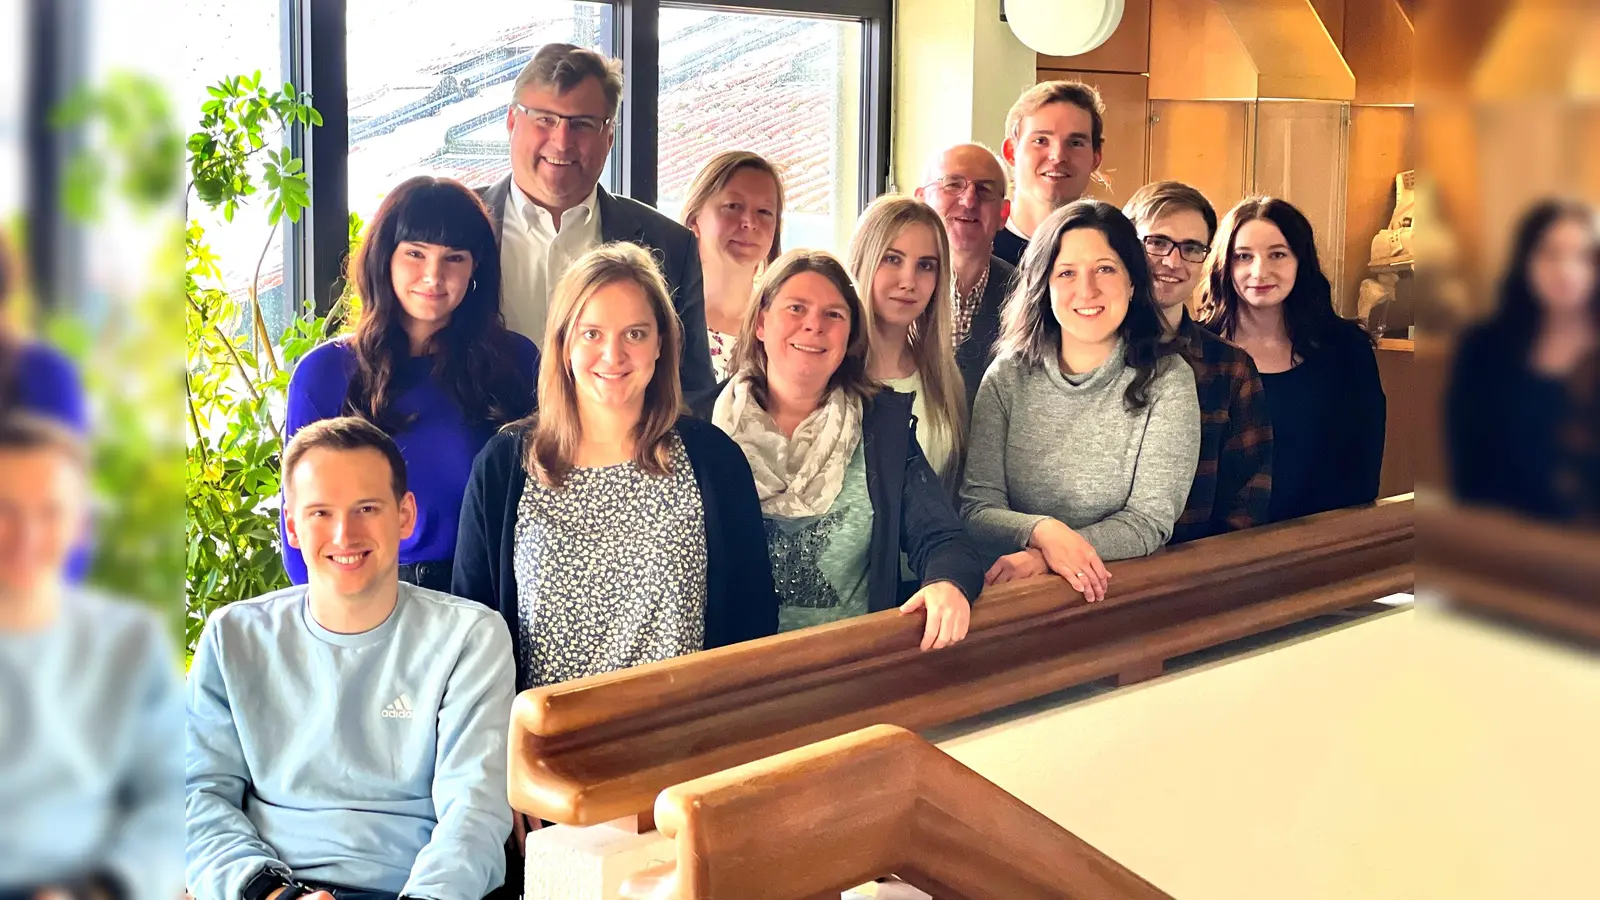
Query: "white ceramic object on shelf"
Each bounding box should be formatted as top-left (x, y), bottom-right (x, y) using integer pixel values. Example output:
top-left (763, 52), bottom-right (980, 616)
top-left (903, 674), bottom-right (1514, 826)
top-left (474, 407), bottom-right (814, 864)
top-left (1004, 0), bottom-right (1125, 57)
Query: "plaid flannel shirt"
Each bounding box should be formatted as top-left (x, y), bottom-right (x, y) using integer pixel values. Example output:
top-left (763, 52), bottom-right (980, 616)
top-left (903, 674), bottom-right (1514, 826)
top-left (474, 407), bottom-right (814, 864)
top-left (1170, 313), bottom-right (1274, 543)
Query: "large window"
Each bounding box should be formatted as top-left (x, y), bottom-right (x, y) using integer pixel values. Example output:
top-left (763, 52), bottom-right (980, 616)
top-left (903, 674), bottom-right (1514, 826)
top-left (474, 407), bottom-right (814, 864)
top-left (184, 0), bottom-right (284, 333)
top-left (221, 0), bottom-right (890, 324)
top-left (656, 7), bottom-right (863, 254)
top-left (344, 0), bottom-right (614, 225)
top-left (0, 0), bottom-right (23, 223)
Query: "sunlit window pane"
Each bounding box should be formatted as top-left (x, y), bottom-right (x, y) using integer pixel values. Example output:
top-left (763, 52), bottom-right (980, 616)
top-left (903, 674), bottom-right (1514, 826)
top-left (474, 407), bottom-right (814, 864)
top-left (657, 8), bottom-right (863, 256)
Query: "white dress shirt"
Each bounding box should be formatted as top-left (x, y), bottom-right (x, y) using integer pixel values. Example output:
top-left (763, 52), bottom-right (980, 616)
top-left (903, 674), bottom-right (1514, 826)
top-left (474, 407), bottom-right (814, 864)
top-left (499, 181), bottom-right (603, 345)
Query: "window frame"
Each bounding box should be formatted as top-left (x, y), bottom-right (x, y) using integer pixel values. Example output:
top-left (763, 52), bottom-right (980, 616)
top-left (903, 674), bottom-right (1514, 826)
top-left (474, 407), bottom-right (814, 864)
top-left (275, 0), bottom-right (891, 320)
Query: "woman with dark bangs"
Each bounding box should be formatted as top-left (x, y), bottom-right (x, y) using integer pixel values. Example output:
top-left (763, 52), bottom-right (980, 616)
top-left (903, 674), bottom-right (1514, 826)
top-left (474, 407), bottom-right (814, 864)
top-left (1447, 199), bottom-right (1598, 521)
top-left (1196, 196), bottom-right (1385, 523)
top-left (281, 176), bottom-right (538, 591)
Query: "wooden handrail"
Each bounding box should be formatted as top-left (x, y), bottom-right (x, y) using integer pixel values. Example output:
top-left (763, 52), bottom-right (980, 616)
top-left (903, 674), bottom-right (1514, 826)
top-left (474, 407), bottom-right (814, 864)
top-left (512, 497), bottom-right (1414, 825)
top-left (618, 725), bottom-right (1173, 900)
top-left (1418, 500), bottom-right (1600, 642)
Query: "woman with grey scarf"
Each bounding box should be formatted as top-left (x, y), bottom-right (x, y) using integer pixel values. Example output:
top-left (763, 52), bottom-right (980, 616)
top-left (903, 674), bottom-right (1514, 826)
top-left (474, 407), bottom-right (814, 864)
top-left (692, 249), bottom-right (984, 651)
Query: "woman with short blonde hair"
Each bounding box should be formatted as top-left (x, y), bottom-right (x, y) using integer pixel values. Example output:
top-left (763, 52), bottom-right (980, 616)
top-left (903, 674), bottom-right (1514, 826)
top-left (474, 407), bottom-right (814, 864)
top-left (847, 194), bottom-right (967, 480)
top-left (453, 242), bottom-right (777, 692)
top-left (694, 249), bottom-right (984, 651)
top-left (679, 150), bottom-right (786, 381)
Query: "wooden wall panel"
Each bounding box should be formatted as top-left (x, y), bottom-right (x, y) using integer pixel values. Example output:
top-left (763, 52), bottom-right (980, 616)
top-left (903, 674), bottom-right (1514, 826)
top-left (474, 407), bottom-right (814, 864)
top-left (1035, 69), bottom-right (1150, 207)
top-left (1343, 106), bottom-right (1415, 316)
top-left (1036, 0), bottom-right (1151, 74)
top-left (1149, 0), bottom-right (1258, 100)
top-left (1311, 0), bottom-right (1346, 50)
top-left (1345, 0), bottom-right (1415, 105)
top-left (1148, 100), bottom-right (1252, 226)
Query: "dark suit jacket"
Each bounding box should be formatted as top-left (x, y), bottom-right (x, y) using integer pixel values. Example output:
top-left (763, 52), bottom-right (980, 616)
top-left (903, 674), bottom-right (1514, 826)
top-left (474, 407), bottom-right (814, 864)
top-left (955, 255), bottom-right (1016, 417)
top-left (476, 175), bottom-right (716, 395)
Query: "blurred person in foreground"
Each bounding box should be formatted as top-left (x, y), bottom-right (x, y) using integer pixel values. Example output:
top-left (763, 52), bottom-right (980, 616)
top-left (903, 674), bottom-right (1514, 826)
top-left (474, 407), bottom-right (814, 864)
top-left (0, 232), bottom-right (87, 431)
top-left (187, 418), bottom-right (515, 900)
top-left (0, 414), bottom-right (181, 900)
top-left (1448, 199), bottom-right (1599, 523)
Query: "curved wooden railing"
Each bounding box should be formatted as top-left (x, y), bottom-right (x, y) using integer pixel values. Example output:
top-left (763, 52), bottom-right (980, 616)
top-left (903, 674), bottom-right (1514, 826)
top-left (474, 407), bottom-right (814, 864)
top-left (617, 725), bottom-right (1172, 900)
top-left (1419, 499), bottom-right (1600, 642)
top-left (511, 496), bottom-right (1414, 826)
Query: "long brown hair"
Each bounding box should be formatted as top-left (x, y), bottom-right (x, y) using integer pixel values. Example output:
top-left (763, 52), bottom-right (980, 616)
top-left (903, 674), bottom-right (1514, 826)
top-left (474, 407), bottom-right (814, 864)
top-left (347, 175), bottom-right (533, 432)
top-left (523, 242), bottom-right (684, 487)
top-left (729, 249), bottom-right (878, 410)
top-left (1195, 196), bottom-right (1353, 358)
top-left (997, 199), bottom-right (1173, 411)
top-left (846, 195), bottom-right (967, 466)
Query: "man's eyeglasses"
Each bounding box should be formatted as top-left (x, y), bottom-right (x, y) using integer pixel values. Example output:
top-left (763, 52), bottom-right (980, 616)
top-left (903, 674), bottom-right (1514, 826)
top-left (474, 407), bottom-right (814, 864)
top-left (924, 175), bottom-right (1005, 204)
top-left (513, 103), bottom-right (611, 135)
top-left (1142, 234), bottom-right (1210, 264)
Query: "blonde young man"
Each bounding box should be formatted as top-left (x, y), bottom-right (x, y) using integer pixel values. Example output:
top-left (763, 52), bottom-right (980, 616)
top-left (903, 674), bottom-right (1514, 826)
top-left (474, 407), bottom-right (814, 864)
top-left (993, 81), bottom-right (1105, 268)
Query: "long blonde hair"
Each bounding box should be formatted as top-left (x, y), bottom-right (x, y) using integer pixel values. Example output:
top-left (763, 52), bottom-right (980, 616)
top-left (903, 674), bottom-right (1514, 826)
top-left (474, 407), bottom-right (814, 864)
top-left (679, 150), bottom-right (787, 266)
top-left (523, 242), bottom-right (684, 487)
top-left (846, 195), bottom-right (967, 467)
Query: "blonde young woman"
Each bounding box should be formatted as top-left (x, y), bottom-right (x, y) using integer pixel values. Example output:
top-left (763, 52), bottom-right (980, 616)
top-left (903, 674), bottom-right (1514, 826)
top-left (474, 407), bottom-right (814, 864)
top-left (692, 249), bottom-right (984, 651)
top-left (453, 242), bottom-right (777, 693)
top-left (846, 195), bottom-right (967, 480)
top-left (679, 150), bottom-right (786, 381)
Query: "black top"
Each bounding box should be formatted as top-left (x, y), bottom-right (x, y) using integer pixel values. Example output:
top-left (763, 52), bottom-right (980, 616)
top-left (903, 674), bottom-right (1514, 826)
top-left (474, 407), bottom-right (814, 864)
top-left (451, 416), bottom-right (778, 687)
top-left (1246, 318), bottom-right (1387, 522)
top-left (955, 255), bottom-right (1016, 416)
top-left (476, 176), bottom-right (717, 395)
top-left (991, 226), bottom-right (1029, 269)
top-left (1446, 321), bottom-right (1581, 521)
top-left (689, 386), bottom-right (987, 611)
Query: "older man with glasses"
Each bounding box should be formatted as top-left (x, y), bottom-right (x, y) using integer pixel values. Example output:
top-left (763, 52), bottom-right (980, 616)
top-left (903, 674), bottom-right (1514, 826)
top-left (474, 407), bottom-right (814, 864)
top-left (914, 143), bottom-right (1016, 411)
top-left (478, 43), bottom-right (715, 395)
top-left (1123, 181), bottom-right (1274, 543)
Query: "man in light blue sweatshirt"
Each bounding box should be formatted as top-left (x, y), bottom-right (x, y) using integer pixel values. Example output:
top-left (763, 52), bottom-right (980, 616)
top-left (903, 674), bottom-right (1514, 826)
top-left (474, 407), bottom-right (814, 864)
top-left (186, 417), bottom-right (515, 900)
top-left (0, 414), bottom-right (183, 900)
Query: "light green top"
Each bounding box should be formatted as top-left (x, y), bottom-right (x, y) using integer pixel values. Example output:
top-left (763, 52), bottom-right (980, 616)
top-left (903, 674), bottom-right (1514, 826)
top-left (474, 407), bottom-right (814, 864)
top-left (882, 370), bottom-right (955, 477)
top-left (765, 440), bottom-right (875, 632)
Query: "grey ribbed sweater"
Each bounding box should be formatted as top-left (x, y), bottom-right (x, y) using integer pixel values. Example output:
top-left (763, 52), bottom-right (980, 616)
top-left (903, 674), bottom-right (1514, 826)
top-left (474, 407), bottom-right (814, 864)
top-left (960, 344), bottom-right (1201, 561)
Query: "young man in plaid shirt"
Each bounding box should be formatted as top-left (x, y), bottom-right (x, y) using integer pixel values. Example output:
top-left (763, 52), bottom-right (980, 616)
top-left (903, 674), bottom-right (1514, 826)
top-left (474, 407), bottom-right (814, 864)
top-left (1124, 182), bottom-right (1274, 542)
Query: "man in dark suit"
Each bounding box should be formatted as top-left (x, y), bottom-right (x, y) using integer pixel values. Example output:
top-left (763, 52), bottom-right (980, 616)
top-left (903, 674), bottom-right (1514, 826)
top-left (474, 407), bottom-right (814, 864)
top-left (477, 43), bottom-right (714, 395)
top-left (914, 143), bottom-right (1016, 414)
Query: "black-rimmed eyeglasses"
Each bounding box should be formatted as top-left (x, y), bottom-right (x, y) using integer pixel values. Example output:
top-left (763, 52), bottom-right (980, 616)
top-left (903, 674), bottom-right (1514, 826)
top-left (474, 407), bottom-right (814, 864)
top-left (1142, 234), bottom-right (1210, 264)
top-left (512, 103), bottom-right (611, 135)
top-left (924, 175), bottom-right (1005, 203)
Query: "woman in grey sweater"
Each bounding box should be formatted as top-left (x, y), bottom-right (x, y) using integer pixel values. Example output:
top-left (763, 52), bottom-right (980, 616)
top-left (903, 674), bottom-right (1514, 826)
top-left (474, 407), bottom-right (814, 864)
top-left (961, 200), bottom-right (1200, 601)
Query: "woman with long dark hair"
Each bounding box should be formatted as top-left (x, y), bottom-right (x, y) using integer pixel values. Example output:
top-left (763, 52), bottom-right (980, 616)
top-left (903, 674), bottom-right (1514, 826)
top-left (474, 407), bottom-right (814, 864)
top-left (1447, 199), bottom-right (1598, 521)
top-left (282, 176), bottom-right (538, 590)
top-left (1196, 196), bottom-right (1384, 522)
top-left (0, 230), bottom-right (86, 432)
top-left (962, 200), bottom-right (1199, 599)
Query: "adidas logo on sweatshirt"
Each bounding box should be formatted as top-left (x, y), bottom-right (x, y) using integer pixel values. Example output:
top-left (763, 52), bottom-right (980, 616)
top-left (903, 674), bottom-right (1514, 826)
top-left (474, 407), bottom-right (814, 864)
top-left (381, 694), bottom-right (415, 719)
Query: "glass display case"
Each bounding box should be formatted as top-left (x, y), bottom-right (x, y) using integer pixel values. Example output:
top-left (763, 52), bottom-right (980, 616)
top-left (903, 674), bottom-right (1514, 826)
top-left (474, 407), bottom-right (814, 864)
top-left (1149, 98), bottom-right (1351, 301)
